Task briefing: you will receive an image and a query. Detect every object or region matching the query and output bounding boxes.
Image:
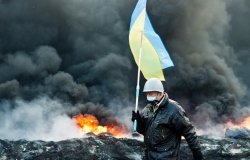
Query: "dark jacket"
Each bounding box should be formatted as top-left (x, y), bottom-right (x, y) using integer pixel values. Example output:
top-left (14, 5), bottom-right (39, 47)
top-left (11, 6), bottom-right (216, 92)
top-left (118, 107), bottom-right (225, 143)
top-left (137, 93), bottom-right (202, 160)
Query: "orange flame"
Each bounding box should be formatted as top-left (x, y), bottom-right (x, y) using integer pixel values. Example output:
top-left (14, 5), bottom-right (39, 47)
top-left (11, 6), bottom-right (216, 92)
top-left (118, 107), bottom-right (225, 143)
top-left (73, 114), bottom-right (128, 138)
top-left (226, 116), bottom-right (250, 130)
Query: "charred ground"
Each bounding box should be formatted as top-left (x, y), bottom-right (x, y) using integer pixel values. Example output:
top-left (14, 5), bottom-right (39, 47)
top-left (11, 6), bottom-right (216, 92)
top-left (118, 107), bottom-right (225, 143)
top-left (1, 135), bottom-right (250, 160)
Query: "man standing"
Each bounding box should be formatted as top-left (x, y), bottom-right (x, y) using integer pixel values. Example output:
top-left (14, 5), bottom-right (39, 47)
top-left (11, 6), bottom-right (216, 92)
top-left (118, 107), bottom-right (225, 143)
top-left (132, 78), bottom-right (203, 160)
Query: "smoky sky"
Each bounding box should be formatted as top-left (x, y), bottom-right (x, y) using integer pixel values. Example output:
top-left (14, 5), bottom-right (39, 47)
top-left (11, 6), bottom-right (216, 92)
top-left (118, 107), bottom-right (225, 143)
top-left (0, 0), bottom-right (250, 139)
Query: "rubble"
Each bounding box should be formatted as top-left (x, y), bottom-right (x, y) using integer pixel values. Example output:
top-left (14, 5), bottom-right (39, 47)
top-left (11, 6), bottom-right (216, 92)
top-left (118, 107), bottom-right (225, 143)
top-left (225, 127), bottom-right (250, 139)
top-left (1, 135), bottom-right (250, 160)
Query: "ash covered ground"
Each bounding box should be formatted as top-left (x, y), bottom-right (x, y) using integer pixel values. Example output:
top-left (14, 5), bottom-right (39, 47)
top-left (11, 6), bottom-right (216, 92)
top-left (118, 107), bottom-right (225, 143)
top-left (1, 135), bottom-right (250, 160)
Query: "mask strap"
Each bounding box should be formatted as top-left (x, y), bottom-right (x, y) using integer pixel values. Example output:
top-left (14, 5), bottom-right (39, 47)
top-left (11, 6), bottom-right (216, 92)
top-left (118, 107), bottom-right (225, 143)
top-left (152, 93), bottom-right (164, 112)
top-left (156, 92), bottom-right (165, 107)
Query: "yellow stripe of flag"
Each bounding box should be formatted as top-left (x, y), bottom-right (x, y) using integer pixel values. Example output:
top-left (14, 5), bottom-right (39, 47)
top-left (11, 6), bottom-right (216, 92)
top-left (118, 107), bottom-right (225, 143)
top-left (129, 0), bottom-right (174, 81)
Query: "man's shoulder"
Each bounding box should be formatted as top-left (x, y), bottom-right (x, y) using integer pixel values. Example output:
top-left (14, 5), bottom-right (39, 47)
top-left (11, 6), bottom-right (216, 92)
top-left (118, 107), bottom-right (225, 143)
top-left (167, 99), bottom-right (186, 114)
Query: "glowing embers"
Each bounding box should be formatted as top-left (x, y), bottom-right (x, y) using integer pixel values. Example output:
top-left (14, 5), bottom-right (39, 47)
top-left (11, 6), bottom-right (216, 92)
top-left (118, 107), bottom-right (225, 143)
top-left (226, 116), bottom-right (250, 130)
top-left (73, 114), bottom-right (128, 138)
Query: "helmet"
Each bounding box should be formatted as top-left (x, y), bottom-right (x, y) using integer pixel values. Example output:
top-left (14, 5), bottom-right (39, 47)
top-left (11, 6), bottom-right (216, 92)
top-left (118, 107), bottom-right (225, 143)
top-left (143, 78), bottom-right (164, 92)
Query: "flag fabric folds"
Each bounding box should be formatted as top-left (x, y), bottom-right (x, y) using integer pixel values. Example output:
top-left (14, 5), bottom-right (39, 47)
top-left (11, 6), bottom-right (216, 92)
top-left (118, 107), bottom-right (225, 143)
top-left (129, 0), bottom-right (174, 81)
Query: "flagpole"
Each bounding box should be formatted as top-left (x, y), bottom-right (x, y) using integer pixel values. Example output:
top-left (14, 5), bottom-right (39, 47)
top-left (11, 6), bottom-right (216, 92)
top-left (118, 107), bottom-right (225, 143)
top-left (133, 31), bottom-right (143, 132)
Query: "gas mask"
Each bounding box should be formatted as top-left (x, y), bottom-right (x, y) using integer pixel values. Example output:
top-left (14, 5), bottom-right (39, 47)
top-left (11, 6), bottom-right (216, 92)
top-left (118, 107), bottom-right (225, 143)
top-left (147, 96), bottom-right (156, 101)
top-left (147, 95), bottom-right (159, 106)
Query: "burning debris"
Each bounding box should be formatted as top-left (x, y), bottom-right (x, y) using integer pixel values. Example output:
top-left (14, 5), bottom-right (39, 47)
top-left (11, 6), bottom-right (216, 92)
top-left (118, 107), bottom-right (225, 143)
top-left (225, 116), bottom-right (250, 139)
top-left (72, 114), bottom-right (128, 138)
top-left (226, 116), bottom-right (250, 130)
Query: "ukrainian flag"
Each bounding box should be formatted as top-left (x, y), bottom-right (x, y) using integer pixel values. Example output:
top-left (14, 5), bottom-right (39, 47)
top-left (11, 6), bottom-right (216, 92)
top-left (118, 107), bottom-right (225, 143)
top-left (129, 0), bottom-right (174, 81)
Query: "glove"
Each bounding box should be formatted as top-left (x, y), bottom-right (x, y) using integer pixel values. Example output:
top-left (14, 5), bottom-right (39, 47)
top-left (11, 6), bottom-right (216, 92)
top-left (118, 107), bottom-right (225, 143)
top-left (193, 150), bottom-right (204, 160)
top-left (131, 110), bottom-right (145, 134)
top-left (131, 110), bottom-right (141, 122)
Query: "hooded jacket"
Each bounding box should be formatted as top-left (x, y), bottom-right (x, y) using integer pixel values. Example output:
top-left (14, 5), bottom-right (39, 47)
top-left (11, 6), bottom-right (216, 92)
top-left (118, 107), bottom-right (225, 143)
top-left (137, 93), bottom-right (203, 160)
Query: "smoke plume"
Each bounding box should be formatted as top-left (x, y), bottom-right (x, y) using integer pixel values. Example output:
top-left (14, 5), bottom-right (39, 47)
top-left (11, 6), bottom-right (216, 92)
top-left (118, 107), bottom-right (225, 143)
top-left (0, 0), bottom-right (250, 139)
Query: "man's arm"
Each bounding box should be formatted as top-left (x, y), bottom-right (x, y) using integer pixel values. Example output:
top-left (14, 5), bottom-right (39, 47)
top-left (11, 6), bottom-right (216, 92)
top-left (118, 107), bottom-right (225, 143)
top-left (172, 108), bottom-right (203, 160)
top-left (131, 111), bottom-right (145, 134)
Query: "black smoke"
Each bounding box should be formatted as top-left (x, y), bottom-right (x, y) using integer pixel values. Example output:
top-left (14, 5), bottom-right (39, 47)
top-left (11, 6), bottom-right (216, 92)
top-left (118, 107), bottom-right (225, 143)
top-left (0, 0), bottom-right (249, 139)
top-left (149, 0), bottom-right (250, 125)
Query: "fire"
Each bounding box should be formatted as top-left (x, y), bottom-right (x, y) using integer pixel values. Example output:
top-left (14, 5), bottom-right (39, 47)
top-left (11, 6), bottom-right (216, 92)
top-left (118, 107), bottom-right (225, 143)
top-left (226, 116), bottom-right (250, 130)
top-left (73, 114), bottom-right (128, 137)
